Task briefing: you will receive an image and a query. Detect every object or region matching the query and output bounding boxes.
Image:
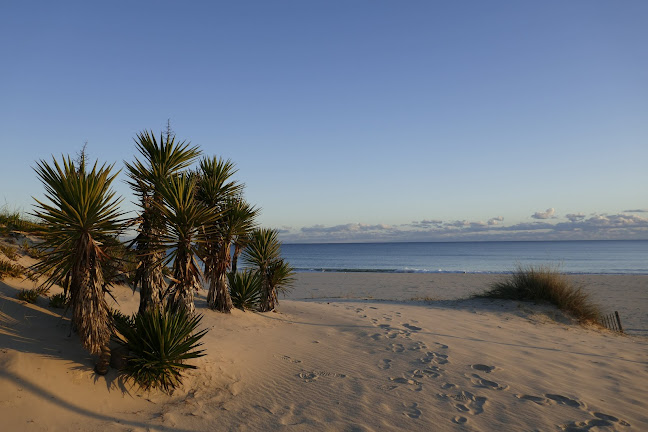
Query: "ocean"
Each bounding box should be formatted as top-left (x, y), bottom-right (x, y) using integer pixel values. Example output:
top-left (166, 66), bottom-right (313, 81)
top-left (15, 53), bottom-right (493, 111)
top-left (280, 240), bottom-right (648, 275)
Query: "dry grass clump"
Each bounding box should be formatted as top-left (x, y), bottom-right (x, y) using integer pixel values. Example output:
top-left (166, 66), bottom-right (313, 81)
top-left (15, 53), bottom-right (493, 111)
top-left (0, 208), bottom-right (41, 235)
top-left (475, 264), bottom-right (601, 323)
top-left (0, 258), bottom-right (25, 279)
top-left (0, 243), bottom-right (19, 260)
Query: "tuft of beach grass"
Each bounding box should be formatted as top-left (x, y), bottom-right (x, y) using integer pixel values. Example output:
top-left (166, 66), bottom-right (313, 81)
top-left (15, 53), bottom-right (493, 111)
top-left (474, 264), bottom-right (601, 323)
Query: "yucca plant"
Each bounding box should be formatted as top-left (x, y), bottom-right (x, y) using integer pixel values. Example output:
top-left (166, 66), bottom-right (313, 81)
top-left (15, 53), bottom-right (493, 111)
top-left (113, 306), bottom-right (208, 392)
top-left (228, 270), bottom-right (262, 310)
top-left (195, 157), bottom-right (242, 313)
top-left (125, 130), bottom-right (201, 314)
top-left (31, 155), bottom-right (124, 374)
top-left (242, 228), bottom-right (288, 312)
top-left (157, 174), bottom-right (215, 315)
top-left (268, 258), bottom-right (296, 296)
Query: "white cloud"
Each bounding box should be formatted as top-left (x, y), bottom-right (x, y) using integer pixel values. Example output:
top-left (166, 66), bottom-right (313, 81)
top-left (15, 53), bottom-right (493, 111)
top-left (565, 213), bottom-right (585, 222)
top-left (532, 208), bottom-right (555, 219)
top-left (488, 216), bottom-right (504, 225)
top-left (279, 211), bottom-right (648, 243)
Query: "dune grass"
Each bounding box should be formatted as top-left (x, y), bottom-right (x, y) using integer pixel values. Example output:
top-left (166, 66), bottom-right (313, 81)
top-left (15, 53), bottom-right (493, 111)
top-left (475, 264), bottom-right (601, 323)
top-left (0, 258), bottom-right (25, 280)
top-left (0, 208), bottom-right (42, 234)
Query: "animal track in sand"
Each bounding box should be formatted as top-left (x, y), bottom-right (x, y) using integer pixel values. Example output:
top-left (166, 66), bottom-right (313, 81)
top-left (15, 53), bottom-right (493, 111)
top-left (403, 323), bottom-right (422, 331)
top-left (275, 355), bottom-right (302, 363)
top-left (468, 373), bottom-right (508, 390)
top-left (471, 364), bottom-right (495, 373)
top-left (403, 402), bottom-right (421, 419)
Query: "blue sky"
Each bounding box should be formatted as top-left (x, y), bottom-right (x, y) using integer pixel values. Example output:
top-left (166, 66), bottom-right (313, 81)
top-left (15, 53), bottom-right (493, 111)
top-left (1, 1), bottom-right (647, 243)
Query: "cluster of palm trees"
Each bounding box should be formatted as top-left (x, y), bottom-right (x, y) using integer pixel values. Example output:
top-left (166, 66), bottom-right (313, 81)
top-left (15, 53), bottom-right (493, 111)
top-left (32, 129), bottom-right (294, 374)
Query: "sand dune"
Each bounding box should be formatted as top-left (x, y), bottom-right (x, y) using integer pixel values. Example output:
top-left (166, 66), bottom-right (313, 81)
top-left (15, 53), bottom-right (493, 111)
top-left (1, 271), bottom-right (646, 431)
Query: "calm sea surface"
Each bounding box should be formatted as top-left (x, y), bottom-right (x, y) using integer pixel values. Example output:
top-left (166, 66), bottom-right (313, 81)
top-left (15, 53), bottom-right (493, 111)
top-left (280, 240), bottom-right (648, 275)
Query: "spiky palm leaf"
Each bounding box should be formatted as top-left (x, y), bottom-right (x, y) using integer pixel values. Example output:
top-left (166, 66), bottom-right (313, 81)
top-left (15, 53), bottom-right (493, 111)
top-left (268, 258), bottom-right (296, 296)
top-left (114, 306), bottom-right (208, 393)
top-left (195, 157), bottom-right (248, 313)
top-left (242, 228), bottom-right (283, 312)
top-left (31, 156), bottom-right (124, 360)
top-left (125, 130), bottom-right (201, 313)
top-left (157, 174), bottom-right (215, 314)
top-left (228, 270), bottom-right (262, 310)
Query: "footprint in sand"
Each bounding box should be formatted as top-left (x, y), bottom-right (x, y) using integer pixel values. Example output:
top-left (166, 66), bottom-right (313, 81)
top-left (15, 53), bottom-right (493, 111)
top-left (469, 373), bottom-right (508, 390)
top-left (420, 351), bottom-right (449, 365)
top-left (403, 402), bottom-right (421, 419)
top-left (379, 359), bottom-right (392, 370)
top-left (453, 416), bottom-right (468, 424)
top-left (389, 376), bottom-right (423, 392)
top-left (560, 413), bottom-right (631, 432)
top-left (408, 341), bottom-right (428, 351)
top-left (275, 355), bottom-right (302, 363)
top-left (410, 367), bottom-right (441, 379)
top-left (403, 323), bottom-right (422, 331)
top-left (388, 343), bottom-right (405, 353)
top-left (471, 364), bottom-right (495, 373)
top-left (438, 391), bottom-right (487, 416)
top-left (515, 394), bottom-right (550, 405)
top-left (546, 394), bottom-right (585, 408)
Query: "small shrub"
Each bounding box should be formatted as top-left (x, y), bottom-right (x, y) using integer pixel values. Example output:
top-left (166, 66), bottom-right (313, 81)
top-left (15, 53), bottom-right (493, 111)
top-left (49, 292), bottom-right (68, 309)
top-left (228, 270), bottom-right (262, 310)
top-left (0, 258), bottom-right (24, 279)
top-left (0, 243), bottom-right (18, 260)
top-left (475, 264), bottom-right (601, 323)
top-left (17, 288), bottom-right (40, 303)
top-left (114, 306), bottom-right (208, 393)
top-left (20, 240), bottom-right (42, 259)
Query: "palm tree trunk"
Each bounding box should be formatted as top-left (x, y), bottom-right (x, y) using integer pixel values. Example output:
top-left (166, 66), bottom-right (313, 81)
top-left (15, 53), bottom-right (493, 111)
top-left (207, 246), bottom-right (233, 312)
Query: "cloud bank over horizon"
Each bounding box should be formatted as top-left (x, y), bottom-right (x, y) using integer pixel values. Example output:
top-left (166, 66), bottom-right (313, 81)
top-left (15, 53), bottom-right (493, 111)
top-left (277, 209), bottom-right (648, 243)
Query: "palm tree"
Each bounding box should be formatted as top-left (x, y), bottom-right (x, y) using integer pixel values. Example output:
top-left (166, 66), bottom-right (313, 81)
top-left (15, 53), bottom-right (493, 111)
top-left (204, 197), bottom-right (259, 312)
top-left (195, 157), bottom-right (242, 313)
top-left (125, 130), bottom-right (200, 314)
top-left (230, 199), bottom-right (259, 274)
top-left (157, 174), bottom-right (215, 315)
top-left (242, 228), bottom-right (289, 312)
top-left (32, 156), bottom-right (124, 374)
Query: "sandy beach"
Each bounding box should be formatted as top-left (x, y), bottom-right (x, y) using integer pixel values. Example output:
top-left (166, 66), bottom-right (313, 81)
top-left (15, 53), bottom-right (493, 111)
top-left (1, 269), bottom-right (646, 431)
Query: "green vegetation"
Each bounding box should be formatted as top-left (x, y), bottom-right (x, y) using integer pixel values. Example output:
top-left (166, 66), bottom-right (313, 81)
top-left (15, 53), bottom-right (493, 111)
top-left (228, 270), bottom-right (262, 310)
top-left (113, 306), bottom-right (207, 393)
top-left (0, 243), bottom-right (18, 260)
top-left (0, 208), bottom-right (41, 235)
top-left (31, 155), bottom-right (124, 374)
top-left (0, 258), bottom-right (25, 279)
top-left (475, 264), bottom-right (601, 323)
top-left (17, 288), bottom-right (43, 303)
top-left (125, 130), bottom-right (201, 314)
top-left (49, 292), bottom-right (68, 309)
top-left (17, 126), bottom-right (291, 383)
top-left (243, 228), bottom-right (295, 312)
